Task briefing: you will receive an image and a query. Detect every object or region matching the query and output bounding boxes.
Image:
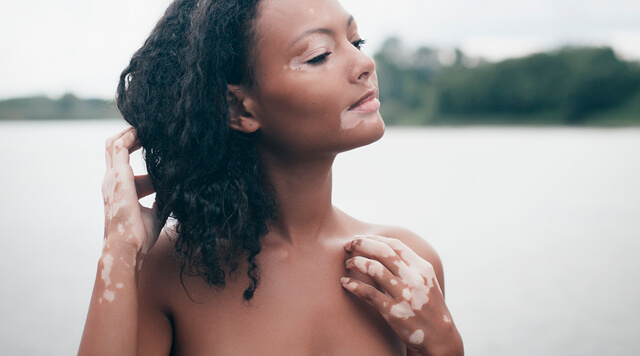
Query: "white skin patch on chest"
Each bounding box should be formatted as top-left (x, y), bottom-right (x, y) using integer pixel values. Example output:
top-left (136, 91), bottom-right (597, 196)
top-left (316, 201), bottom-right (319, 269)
top-left (408, 329), bottom-right (425, 344)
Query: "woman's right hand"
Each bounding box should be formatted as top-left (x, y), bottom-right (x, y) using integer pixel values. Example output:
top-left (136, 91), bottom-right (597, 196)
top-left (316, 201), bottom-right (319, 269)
top-left (102, 127), bottom-right (163, 258)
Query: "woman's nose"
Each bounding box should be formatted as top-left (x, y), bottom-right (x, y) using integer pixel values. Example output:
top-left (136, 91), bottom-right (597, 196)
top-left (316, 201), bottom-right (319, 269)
top-left (349, 47), bottom-right (376, 84)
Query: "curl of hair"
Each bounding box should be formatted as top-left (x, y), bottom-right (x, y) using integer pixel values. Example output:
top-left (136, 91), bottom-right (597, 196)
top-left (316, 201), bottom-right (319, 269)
top-left (116, 0), bottom-right (276, 301)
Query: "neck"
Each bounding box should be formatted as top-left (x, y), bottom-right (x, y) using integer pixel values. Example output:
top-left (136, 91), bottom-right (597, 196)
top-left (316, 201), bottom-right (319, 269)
top-left (259, 151), bottom-right (338, 246)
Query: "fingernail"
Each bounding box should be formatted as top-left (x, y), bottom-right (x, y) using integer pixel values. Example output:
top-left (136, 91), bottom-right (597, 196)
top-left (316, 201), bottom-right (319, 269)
top-left (340, 277), bottom-right (350, 284)
top-left (344, 258), bottom-right (353, 267)
top-left (344, 240), bottom-right (352, 251)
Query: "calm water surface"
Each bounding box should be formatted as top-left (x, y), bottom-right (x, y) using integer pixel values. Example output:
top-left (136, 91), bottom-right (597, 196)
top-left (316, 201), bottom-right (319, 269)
top-left (1, 120), bottom-right (639, 355)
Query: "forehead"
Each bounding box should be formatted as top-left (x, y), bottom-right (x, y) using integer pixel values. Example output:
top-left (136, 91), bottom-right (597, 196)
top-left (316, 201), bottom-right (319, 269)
top-left (255, 0), bottom-right (351, 47)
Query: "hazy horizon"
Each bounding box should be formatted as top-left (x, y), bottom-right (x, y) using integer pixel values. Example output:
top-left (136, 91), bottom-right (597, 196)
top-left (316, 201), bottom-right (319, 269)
top-left (1, 0), bottom-right (639, 100)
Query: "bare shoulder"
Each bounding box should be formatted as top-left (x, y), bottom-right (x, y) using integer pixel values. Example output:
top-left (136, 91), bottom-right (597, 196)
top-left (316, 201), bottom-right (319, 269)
top-left (138, 226), bottom-right (182, 305)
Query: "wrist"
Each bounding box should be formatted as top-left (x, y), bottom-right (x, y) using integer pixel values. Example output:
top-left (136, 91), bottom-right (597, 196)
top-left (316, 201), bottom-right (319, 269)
top-left (102, 236), bottom-right (144, 271)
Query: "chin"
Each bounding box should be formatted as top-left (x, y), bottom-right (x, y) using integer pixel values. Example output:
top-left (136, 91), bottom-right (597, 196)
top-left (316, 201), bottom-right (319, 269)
top-left (338, 112), bottom-right (385, 152)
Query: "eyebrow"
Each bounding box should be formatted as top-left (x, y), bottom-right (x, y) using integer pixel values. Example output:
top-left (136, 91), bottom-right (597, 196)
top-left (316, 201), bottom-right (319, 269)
top-left (288, 15), bottom-right (355, 49)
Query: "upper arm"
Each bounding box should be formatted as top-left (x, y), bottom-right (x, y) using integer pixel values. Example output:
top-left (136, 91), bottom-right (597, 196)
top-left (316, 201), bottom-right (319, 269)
top-left (136, 231), bottom-right (175, 355)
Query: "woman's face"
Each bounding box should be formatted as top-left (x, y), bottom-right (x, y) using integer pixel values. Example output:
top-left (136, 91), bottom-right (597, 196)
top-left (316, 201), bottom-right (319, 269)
top-left (245, 0), bottom-right (385, 159)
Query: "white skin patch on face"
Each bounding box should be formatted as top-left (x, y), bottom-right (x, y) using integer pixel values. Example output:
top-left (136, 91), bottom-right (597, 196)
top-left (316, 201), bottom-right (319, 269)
top-left (389, 300), bottom-right (415, 319)
top-left (284, 37), bottom-right (336, 71)
top-left (408, 329), bottom-right (425, 344)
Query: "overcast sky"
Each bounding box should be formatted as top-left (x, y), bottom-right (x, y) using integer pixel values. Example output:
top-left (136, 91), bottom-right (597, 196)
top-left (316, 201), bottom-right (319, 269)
top-left (1, 0), bottom-right (638, 99)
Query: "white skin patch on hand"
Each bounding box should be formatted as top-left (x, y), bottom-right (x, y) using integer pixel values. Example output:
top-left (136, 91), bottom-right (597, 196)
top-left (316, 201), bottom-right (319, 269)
top-left (401, 248), bottom-right (435, 280)
top-left (443, 315), bottom-right (452, 324)
top-left (389, 301), bottom-right (415, 319)
top-left (390, 279), bottom-right (398, 286)
top-left (408, 329), bottom-right (425, 344)
top-left (393, 258), bottom-right (436, 311)
top-left (116, 283), bottom-right (124, 289)
top-left (410, 287), bottom-right (430, 310)
top-left (402, 288), bottom-right (412, 301)
top-left (394, 260), bottom-right (425, 289)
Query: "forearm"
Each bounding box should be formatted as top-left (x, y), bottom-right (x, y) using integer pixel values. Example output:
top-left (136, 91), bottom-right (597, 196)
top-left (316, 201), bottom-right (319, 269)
top-left (79, 240), bottom-right (142, 356)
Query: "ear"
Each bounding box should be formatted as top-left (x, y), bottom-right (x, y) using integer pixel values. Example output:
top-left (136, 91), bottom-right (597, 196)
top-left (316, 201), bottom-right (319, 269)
top-left (227, 85), bottom-right (260, 134)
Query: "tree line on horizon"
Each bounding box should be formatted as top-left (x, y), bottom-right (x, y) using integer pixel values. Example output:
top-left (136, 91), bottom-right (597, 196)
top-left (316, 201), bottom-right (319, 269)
top-left (375, 38), bottom-right (640, 126)
top-left (1, 39), bottom-right (639, 125)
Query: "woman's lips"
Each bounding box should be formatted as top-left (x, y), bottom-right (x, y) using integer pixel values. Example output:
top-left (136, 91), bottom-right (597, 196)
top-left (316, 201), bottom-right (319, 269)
top-left (348, 90), bottom-right (380, 112)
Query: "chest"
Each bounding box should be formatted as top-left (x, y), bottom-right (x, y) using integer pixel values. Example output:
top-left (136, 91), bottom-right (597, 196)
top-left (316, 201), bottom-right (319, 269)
top-left (168, 249), bottom-right (405, 355)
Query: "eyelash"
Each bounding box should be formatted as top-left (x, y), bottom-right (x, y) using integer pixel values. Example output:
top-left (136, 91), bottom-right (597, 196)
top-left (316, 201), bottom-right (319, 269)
top-left (305, 38), bottom-right (367, 65)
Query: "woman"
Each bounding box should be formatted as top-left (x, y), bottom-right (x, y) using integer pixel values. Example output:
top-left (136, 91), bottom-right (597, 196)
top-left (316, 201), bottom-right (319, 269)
top-left (80, 0), bottom-right (463, 354)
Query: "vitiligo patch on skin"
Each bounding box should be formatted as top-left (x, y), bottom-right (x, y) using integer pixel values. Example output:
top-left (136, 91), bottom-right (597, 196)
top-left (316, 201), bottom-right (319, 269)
top-left (408, 329), bottom-right (425, 344)
top-left (389, 301), bottom-right (415, 319)
top-left (284, 37), bottom-right (336, 72)
top-left (402, 288), bottom-right (412, 301)
top-left (443, 315), bottom-right (452, 324)
top-left (100, 254), bottom-right (115, 303)
top-left (351, 257), bottom-right (384, 279)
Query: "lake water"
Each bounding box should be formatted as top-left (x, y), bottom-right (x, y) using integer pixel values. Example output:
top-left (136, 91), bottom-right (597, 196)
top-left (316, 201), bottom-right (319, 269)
top-left (1, 120), bottom-right (639, 355)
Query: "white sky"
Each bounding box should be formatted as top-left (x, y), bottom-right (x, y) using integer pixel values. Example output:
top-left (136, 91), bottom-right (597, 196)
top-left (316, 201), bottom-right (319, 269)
top-left (1, 0), bottom-right (639, 100)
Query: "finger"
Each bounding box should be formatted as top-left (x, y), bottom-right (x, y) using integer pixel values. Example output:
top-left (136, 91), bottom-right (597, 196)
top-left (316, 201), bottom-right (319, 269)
top-left (351, 236), bottom-right (438, 293)
top-left (340, 277), bottom-right (391, 313)
top-left (345, 256), bottom-right (401, 294)
top-left (112, 136), bottom-right (132, 168)
top-left (134, 175), bottom-right (155, 199)
top-left (120, 129), bottom-right (142, 153)
top-left (345, 237), bottom-right (401, 276)
top-left (104, 127), bottom-right (135, 168)
top-left (360, 235), bottom-right (429, 272)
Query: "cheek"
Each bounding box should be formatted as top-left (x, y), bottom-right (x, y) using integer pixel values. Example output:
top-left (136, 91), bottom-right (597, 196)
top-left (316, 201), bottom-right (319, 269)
top-left (257, 79), bottom-right (344, 148)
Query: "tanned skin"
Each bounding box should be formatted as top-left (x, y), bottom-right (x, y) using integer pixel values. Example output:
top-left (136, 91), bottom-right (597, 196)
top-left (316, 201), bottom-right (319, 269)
top-left (79, 0), bottom-right (464, 354)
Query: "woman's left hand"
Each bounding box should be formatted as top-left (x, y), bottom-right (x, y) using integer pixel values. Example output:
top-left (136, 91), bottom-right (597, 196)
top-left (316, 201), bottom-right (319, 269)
top-left (341, 235), bottom-right (463, 356)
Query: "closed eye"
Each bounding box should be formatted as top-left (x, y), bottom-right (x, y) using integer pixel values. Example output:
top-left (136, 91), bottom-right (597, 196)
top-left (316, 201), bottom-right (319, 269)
top-left (306, 52), bottom-right (332, 65)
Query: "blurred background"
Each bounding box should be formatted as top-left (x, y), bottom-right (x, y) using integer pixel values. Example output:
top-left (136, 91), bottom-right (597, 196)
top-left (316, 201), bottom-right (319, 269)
top-left (1, 0), bottom-right (639, 355)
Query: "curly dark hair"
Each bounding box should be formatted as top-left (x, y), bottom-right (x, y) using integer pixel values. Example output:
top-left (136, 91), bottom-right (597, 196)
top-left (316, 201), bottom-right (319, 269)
top-left (116, 0), bottom-right (276, 301)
